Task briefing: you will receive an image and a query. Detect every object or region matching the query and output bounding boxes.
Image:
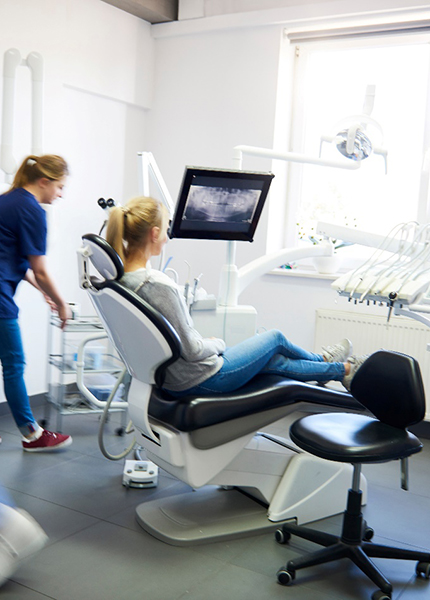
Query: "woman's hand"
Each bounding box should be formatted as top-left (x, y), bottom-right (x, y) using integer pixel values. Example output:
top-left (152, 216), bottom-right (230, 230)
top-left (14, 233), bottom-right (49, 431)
top-left (57, 303), bottom-right (73, 330)
top-left (43, 293), bottom-right (57, 311)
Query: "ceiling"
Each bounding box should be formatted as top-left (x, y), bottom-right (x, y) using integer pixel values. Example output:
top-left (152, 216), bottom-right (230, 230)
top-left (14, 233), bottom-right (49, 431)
top-left (100, 0), bottom-right (178, 23)
top-left (100, 1), bottom-right (352, 24)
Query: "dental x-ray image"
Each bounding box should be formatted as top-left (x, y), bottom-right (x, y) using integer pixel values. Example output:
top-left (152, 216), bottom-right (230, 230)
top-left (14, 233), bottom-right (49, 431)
top-left (183, 185), bottom-right (260, 223)
top-left (169, 167), bottom-right (274, 242)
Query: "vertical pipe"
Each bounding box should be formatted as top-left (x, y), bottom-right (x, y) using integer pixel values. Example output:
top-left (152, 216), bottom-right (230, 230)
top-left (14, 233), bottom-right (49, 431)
top-left (218, 148), bottom-right (243, 306)
top-left (1, 48), bottom-right (21, 181)
top-left (1, 49), bottom-right (44, 183)
top-left (228, 150), bottom-right (241, 266)
top-left (352, 464), bottom-right (361, 492)
top-left (26, 51), bottom-right (44, 156)
top-left (138, 152), bottom-right (150, 196)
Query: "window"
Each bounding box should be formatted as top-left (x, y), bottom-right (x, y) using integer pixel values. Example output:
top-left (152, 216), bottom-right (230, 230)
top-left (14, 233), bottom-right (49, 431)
top-left (275, 33), bottom-right (430, 259)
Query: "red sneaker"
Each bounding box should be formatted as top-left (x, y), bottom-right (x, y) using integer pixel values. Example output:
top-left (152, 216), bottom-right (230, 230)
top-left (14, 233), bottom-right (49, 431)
top-left (22, 430), bottom-right (72, 452)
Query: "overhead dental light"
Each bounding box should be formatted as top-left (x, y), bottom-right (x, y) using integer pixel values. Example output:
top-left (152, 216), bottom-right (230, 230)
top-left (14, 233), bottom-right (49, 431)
top-left (336, 127), bottom-right (373, 161)
top-left (320, 85), bottom-right (388, 173)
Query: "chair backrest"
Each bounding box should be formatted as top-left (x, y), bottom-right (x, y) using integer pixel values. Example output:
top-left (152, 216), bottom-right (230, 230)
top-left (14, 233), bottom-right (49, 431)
top-left (350, 349), bottom-right (426, 429)
top-left (80, 234), bottom-right (181, 387)
top-left (83, 233), bottom-right (124, 280)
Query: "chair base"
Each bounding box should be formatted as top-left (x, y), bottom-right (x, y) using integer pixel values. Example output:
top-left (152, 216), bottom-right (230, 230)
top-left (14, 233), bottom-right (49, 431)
top-left (276, 488), bottom-right (430, 599)
top-left (135, 485), bottom-right (286, 546)
top-left (135, 453), bottom-right (362, 547)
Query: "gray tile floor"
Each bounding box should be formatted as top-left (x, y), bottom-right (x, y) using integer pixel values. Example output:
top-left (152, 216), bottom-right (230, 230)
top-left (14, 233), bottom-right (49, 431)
top-left (0, 402), bottom-right (429, 600)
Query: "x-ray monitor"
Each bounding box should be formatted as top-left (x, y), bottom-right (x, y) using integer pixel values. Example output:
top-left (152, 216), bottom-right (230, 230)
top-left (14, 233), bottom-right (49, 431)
top-left (169, 167), bottom-right (275, 242)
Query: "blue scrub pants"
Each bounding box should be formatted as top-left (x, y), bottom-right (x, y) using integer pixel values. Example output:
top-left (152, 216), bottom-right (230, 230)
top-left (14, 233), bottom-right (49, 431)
top-left (0, 318), bottom-right (39, 436)
top-left (180, 329), bottom-right (346, 396)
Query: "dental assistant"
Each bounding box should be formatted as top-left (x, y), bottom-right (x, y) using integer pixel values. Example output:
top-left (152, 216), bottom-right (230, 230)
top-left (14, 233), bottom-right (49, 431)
top-left (0, 155), bottom-right (72, 451)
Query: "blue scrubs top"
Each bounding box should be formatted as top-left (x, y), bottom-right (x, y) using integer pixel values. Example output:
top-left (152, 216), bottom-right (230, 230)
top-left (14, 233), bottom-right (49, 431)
top-left (0, 188), bottom-right (47, 318)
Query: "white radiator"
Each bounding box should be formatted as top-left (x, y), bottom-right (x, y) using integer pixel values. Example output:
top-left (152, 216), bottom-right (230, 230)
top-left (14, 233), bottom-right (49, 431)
top-left (314, 309), bottom-right (430, 420)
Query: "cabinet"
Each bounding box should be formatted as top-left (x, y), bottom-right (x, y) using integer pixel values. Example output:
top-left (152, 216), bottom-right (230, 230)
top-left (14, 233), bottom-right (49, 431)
top-left (44, 314), bottom-right (127, 432)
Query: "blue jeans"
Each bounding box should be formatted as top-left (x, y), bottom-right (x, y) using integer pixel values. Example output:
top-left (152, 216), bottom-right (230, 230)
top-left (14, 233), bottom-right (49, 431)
top-left (181, 329), bottom-right (345, 395)
top-left (0, 318), bottom-right (38, 436)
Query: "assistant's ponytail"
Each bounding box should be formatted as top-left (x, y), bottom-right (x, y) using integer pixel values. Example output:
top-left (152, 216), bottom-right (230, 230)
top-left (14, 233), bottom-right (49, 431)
top-left (10, 154), bottom-right (69, 190)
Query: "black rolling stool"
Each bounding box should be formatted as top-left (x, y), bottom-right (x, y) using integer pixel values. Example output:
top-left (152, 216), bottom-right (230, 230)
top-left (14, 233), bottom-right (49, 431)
top-left (275, 350), bottom-right (430, 600)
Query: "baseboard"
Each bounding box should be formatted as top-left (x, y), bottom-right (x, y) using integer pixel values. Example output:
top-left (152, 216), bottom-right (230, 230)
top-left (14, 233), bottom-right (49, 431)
top-left (0, 393), bottom-right (46, 417)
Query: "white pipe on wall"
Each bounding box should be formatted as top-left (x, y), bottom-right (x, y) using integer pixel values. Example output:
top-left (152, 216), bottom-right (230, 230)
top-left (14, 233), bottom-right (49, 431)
top-left (1, 48), bottom-right (44, 183)
top-left (26, 51), bottom-right (44, 156)
top-left (1, 48), bottom-right (21, 179)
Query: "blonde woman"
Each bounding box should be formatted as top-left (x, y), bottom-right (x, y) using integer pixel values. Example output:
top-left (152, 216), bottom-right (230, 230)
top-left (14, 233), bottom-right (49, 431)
top-left (106, 196), bottom-right (368, 397)
top-left (0, 155), bottom-right (72, 451)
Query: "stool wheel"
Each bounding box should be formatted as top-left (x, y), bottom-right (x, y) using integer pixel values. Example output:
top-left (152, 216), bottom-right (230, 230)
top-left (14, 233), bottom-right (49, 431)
top-left (416, 561), bottom-right (430, 578)
top-left (363, 526), bottom-right (374, 541)
top-left (276, 567), bottom-right (295, 586)
top-left (275, 528), bottom-right (290, 544)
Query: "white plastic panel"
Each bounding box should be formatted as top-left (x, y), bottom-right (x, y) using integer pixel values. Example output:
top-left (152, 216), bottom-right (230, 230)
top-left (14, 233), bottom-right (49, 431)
top-left (88, 287), bottom-right (172, 383)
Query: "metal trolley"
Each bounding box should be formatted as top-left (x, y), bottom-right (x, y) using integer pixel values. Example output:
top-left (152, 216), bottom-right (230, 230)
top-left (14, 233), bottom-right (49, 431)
top-left (44, 314), bottom-right (129, 437)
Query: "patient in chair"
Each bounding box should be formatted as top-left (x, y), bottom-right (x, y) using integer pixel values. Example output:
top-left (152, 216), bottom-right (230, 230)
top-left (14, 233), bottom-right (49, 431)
top-left (105, 196), bottom-right (368, 396)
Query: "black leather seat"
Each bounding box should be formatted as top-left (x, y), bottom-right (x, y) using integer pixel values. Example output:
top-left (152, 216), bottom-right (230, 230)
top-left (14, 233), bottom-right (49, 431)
top-left (149, 375), bottom-right (361, 449)
top-left (275, 350), bottom-right (430, 600)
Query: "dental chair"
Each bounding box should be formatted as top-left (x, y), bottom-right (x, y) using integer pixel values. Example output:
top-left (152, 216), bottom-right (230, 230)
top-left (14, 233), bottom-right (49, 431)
top-left (78, 234), bottom-right (366, 546)
top-left (276, 350), bottom-right (430, 600)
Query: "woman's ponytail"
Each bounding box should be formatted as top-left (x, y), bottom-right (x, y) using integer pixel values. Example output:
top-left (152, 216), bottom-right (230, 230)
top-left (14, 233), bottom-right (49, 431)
top-left (10, 154), bottom-right (69, 190)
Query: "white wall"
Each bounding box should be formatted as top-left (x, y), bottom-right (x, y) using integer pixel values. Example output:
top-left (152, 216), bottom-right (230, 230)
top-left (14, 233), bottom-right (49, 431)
top-left (146, 3), bottom-right (419, 350)
top-left (0, 0), bottom-right (154, 401)
top-left (146, 24), bottom-right (282, 287)
top-left (2, 0), bottom-right (430, 405)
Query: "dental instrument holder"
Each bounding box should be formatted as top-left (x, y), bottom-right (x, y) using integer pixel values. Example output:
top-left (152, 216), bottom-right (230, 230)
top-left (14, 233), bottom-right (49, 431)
top-left (321, 220), bottom-right (430, 329)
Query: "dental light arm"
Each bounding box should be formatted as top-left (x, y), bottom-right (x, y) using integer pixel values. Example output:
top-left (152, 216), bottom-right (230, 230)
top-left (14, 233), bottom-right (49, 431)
top-left (237, 243), bottom-right (333, 297)
top-left (138, 151), bottom-right (174, 217)
top-left (232, 145), bottom-right (361, 172)
top-left (218, 142), bottom-right (376, 307)
top-left (219, 242), bottom-right (334, 307)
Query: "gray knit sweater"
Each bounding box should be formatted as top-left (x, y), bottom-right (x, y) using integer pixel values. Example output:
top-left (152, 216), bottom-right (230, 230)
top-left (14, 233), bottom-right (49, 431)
top-left (121, 267), bottom-right (225, 392)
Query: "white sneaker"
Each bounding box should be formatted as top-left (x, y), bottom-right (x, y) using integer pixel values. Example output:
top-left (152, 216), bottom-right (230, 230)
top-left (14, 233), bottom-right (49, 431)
top-left (342, 354), bottom-right (370, 392)
top-left (322, 339), bottom-right (353, 363)
top-left (0, 504), bottom-right (48, 587)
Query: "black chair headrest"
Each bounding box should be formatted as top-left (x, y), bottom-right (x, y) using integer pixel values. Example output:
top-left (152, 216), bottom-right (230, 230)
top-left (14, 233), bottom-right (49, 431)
top-left (350, 349), bottom-right (425, 429)
top-left (82, 233), bottom-right (124, 281)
